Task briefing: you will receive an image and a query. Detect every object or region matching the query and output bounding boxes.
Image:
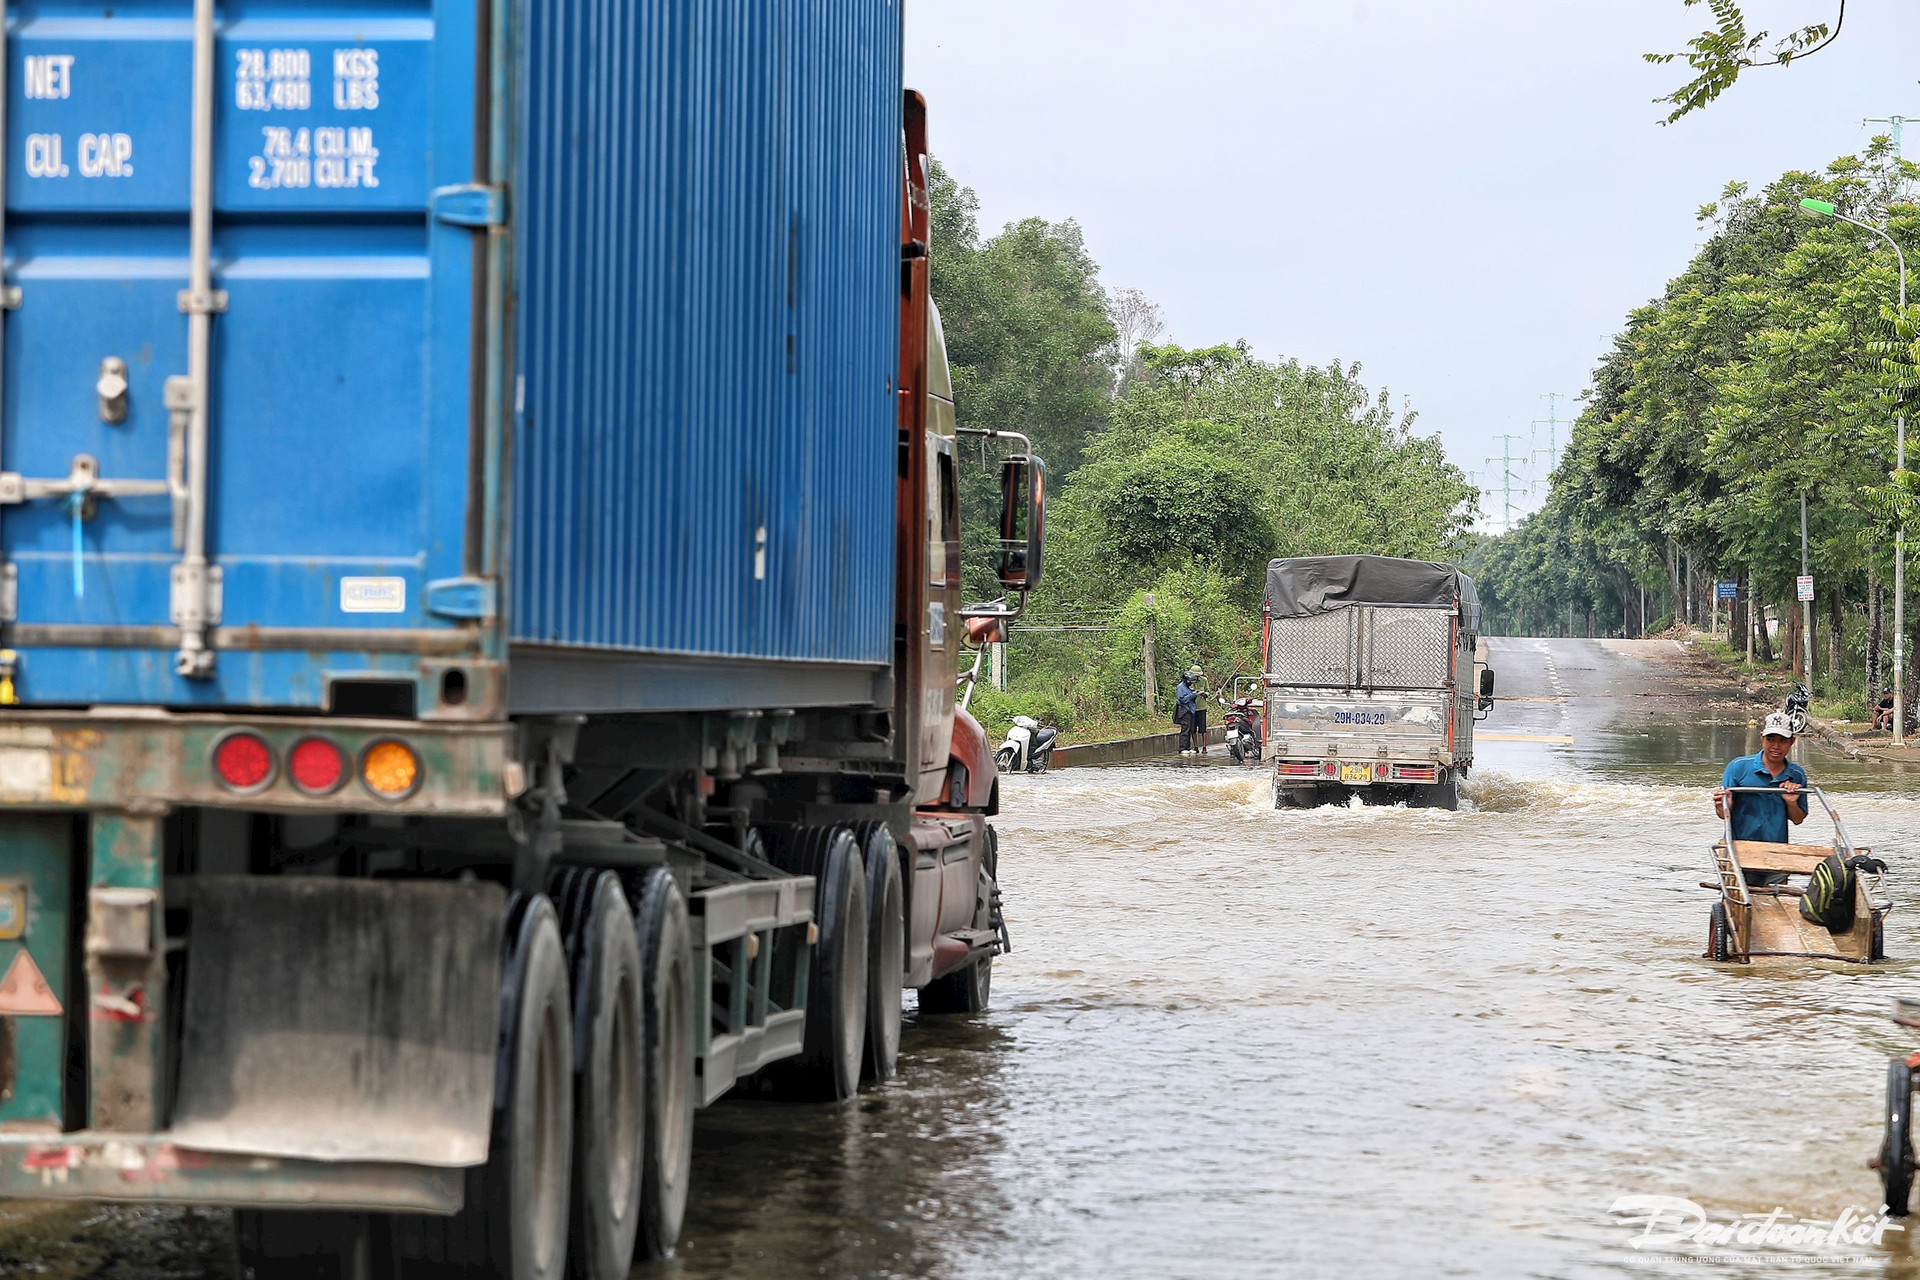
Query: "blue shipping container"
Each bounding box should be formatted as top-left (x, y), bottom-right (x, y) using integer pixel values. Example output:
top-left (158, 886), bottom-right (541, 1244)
top-left (0, 0), bottom-right (903, 714)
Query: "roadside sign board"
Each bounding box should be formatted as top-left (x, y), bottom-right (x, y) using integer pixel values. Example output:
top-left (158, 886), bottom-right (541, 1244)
top-left (1797, 575), bottom-right (1814, 602)
top-left (1717, 581), bottom-right (1738, 600)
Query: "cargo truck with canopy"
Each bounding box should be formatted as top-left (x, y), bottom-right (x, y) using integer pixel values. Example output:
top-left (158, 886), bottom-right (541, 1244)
top-left (1263, 555), bottom-right (1492, 810)
top-left (0, 4), bottom-right (1040, 1279)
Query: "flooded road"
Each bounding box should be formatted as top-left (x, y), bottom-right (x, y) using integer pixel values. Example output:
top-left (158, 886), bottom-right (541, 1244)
top-left (652, 638), bottom-right (1920, 1279)
top-left (11, 637), bottom-right (1920, 1278)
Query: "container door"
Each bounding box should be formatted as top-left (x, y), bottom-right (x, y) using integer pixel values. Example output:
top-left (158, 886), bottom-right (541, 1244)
top-left (0, 0), bottom-right (484, 708)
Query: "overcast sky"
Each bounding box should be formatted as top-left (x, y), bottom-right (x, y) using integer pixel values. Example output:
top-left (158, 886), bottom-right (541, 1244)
top-left (904, 1), bottom-right (1920, 530)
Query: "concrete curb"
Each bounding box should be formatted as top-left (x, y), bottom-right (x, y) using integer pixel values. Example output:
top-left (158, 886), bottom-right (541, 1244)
top-left (1049, 726), bottom-right (1226, 769)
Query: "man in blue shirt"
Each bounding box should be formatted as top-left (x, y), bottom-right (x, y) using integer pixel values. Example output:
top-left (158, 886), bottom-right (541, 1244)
top-left (1713, 711), bottom-right (1808, 885)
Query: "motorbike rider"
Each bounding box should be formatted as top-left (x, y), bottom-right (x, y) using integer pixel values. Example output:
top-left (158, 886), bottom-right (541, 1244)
top-left (1712, 710), bottom-right (1808, 886)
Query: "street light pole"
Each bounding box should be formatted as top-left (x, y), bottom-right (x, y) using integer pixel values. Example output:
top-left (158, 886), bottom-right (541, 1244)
top-left (1800, 198), bottom-right (1909, 742)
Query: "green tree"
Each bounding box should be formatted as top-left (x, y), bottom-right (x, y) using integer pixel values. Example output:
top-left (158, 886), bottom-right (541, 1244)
top-left (1646, 1), bottom-right (1846, 123)
top-left (927, 159), bottom-right (1117, 599)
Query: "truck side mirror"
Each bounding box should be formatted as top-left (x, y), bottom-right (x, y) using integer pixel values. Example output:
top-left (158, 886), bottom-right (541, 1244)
top-left (995, 453), bottom-right (1046, 593)
top-left (964, 614), bottom-right (1008, 646)
top-left (1479, 669), bottom-right (1495, 698)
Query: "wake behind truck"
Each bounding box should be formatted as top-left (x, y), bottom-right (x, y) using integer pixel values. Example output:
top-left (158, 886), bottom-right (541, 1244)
top-left (1263, 555), bottom-right (1492, 810)
top-left (0, 5), bottom-right (1034, 1279)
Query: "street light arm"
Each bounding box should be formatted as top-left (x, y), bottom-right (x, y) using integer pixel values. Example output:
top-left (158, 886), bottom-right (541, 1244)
top-left (1833, 210), bottom-right (1908, 311)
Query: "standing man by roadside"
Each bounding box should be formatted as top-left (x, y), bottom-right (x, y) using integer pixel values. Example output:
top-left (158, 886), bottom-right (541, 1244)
top-left (1175, 667), bottom-right (1207, 755)
top-left (1175, 668), bottom-right (1200, 755)
top-left (1712, 711), bottom-right (1808, 885)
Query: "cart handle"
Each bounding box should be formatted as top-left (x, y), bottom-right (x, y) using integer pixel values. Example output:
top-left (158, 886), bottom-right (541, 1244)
top-left (1718, 783), bottom-right (1857, 858)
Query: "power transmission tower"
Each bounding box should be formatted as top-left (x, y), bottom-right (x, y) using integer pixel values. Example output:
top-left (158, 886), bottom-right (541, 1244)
top-left (1531, 393), bottom-right (1573, 491)
top-left (1486, 434), bottom-right (1529, 533)
top-left (1865, 114), bottom-right (1920, 156)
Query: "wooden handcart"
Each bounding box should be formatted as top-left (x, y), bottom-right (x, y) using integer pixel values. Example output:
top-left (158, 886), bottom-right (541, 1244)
top-left (1704, 785), bottom-right (1891, 964)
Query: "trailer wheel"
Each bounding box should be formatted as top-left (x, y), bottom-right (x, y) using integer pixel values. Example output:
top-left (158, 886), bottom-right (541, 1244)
top-left (631, 868), bottom-right (695, 1260)
top-left (557, 873), bottom-right (645, 1280)
top-left (1707, 902), bottom-right (1732, 963)
top-left (396, 894), bottom-right (573, 1280)
top-left (852, 822), bottom-right (905, 1083)
top-left (1884, 1058), bottom-right (1916, 1216)
top-left (763, 827), bottom-right (869, 1100)
top-left (234, 1211), bottom-right (384, 1280)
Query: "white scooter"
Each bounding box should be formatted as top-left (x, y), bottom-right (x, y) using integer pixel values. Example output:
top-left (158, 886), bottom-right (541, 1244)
top-left (996, 715), bottom-right (1059, 774)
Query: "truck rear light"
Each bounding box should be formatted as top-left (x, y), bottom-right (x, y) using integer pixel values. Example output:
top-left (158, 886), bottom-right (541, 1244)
top-left (1322, 762), bottom-right (1337, 777)
top-left (1276, 762), bottom-right (1318, 777)
top-left (213, 733), bottom-right (275, 792)
top-left (288, 737), bottom-right (346, 794)
top-left (1393, 764), bottom-right (1438, 782)
top-left (361, 740), bottom-right (422, 799)
top-left (1375, 763), bottom-right (1388, 779)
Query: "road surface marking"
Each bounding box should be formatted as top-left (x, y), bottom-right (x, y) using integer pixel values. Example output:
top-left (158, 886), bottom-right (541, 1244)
top-left (1479, 732), bottom-right (1576, 744)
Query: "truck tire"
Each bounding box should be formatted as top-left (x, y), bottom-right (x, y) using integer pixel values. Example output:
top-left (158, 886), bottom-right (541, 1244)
top-left (765, 827), bottom-right (869, 1101)
top-left (234, 1210), bottom-right (383, 1280)
top-left (631, 869), bottom-right (695, 1260)
top-left (852, 822), bottom-right (905, 1083)
top-left (1885, 1058), bottom-right (1916, 1216)
top-left (919, 951), bottom-right (991, 1014)
top-left (396, 894), bottom-right (573, 1280)
top-left (1414, 778), bottom-right (1460, 811)
top-left (556, 872), bottom-right (645, 1280)
top-left (919, 843), bottom-right (995, 1015)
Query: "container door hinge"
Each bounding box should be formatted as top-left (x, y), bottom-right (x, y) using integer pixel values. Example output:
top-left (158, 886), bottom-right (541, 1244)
top-left (170, 563), bottom-right (222, 627)
top-left (426, 577), bottom-right (497, 621)
top-left (0, 563), bottom-right (15, 622)
top-left (431, 185), bottom-right (506, 228)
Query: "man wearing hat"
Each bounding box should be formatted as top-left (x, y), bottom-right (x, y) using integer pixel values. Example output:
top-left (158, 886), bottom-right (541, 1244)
top-left (1175, 667), bottom-right (1205, 755)
top-left (1712, 711), bottom-right (1809, 885)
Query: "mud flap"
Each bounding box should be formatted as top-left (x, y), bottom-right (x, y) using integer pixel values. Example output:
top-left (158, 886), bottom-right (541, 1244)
top-left (168, 876), bottom-right (505, 1167)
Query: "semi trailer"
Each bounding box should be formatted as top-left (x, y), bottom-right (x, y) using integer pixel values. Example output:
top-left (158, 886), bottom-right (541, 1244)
top-left (0, 4), bottom-right (1037, 1278)
top-left (1263, 555), bottom-right (1491, 810)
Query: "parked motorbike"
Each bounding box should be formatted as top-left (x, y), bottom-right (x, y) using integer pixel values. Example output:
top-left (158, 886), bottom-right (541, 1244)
top-left (1784, 680), bottom-right (1810, 738)
top-left (1224, 696), bottom-right (1263, 764)
top-left (996, 714), bottom-right (1059, 774)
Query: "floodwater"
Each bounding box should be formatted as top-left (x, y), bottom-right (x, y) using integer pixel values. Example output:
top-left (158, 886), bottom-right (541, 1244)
top-left (13, 639), bottom-right (1920, 1279)
top-left (648, 639), bottom-right (1920, 1280)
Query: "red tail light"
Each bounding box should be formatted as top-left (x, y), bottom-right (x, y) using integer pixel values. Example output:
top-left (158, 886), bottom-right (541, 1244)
top-left (1322, 762), bottom-right (1337, 776)
top-left (213, 733), bottom-right (274, 792)
top-left (289, 737), bottom-right (346, 794)
top-left (1375, 763), bottom-right (1388, 779)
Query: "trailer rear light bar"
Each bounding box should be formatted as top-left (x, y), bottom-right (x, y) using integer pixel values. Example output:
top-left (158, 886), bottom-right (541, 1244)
top-left (1392, 764), bottom-right (1438, 782)
top-left (1275, 762), bottom-right (1319, 777)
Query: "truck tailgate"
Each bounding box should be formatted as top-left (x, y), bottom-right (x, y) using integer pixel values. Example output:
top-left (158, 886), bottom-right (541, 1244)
top-left (1266, 690), bottom-right (1452, 753)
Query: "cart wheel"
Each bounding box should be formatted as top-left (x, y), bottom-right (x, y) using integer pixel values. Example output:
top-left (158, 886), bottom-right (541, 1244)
top-left (1874, 917), bottom-right (1888, 962)
top-left (1707, 902), bottom-right (1732, 962)
top-left (1884, 1059), bottom-right (1916, 1216)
